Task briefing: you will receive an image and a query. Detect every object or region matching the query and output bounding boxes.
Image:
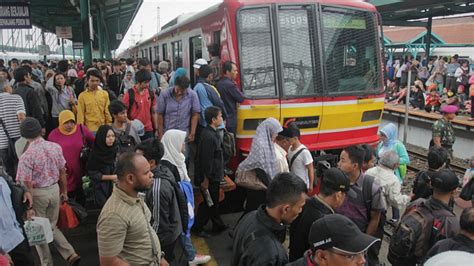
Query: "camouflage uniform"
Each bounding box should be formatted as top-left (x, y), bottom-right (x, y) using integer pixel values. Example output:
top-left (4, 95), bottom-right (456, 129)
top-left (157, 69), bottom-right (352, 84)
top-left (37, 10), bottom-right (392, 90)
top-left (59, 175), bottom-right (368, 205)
top-left (432, 118), bottom-right (456, 158)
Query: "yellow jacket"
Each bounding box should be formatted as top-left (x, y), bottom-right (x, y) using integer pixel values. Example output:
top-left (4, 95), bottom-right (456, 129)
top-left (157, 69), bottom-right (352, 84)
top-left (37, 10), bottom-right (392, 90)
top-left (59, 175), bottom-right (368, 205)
top-left (77, 87), bottom-right (112, 132)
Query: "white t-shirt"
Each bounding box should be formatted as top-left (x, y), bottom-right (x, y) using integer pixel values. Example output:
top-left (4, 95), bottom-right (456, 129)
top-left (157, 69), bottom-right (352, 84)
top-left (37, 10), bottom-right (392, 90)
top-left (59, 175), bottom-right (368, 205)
top-left (288, 144), bottom-right (313, 188)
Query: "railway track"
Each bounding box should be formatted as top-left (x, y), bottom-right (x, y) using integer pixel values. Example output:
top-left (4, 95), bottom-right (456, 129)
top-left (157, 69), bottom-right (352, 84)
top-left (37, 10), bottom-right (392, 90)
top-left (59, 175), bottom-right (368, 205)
top-left (407, 148), bottom-right (468, 176)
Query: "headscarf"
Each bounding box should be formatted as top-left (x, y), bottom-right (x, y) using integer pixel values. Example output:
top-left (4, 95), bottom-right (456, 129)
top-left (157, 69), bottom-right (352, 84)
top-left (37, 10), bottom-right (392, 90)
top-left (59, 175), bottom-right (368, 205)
top-left (379, 123), bottom-right (398, 154)
top-left (87, 125), bottom-right (117, 171)
top-left (237, 117), bottom-right (283, 180)
top-left (161, 129), bottom-right (190, 182)
top-left (169, 67), bottom-right (187, 88)
top-left (58, 110), bottom-right (77, 135)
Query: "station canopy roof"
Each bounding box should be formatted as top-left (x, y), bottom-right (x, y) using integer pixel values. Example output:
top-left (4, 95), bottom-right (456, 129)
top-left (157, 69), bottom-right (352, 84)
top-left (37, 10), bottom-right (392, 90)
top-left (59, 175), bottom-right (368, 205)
top-left (370, 0), bottom-right (474, 26)
top-left (30, 0), bottom-right (143, 50)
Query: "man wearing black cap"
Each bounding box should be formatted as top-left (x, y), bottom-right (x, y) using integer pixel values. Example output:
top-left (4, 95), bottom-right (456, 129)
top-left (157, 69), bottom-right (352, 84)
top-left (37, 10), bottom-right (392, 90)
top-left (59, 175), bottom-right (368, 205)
top-left (288, 214), bottom-right (380, 266)
top-left (388, 169), bottom-right (460, 265)
top-left (289, 168), bottom-right (355, 261)
top-left (15, 117), bottom-right (80, 265)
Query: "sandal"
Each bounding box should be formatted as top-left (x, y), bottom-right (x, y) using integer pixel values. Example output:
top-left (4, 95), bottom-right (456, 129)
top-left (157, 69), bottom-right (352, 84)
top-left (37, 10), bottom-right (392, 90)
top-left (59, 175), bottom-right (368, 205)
top-left (67, 254), bottom-right (81, 266)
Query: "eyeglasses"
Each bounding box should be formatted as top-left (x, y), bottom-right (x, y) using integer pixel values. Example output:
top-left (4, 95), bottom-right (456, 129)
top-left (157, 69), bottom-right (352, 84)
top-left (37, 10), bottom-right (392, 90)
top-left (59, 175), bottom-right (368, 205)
top-left (328, 248), bottom-right (367, 261)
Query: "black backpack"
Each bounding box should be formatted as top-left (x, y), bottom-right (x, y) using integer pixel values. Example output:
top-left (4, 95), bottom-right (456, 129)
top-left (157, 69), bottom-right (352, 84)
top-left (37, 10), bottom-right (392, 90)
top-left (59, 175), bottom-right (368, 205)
top-left (388, 198), bottom-right (453, 265)
top-left (117, 123), bottom-right (136, 153)
top-left (127, 86), bottom-right (159, 118)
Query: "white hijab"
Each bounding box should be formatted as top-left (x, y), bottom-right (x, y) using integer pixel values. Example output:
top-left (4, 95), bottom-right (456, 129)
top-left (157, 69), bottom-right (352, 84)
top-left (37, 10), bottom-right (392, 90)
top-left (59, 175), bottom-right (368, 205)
top-left (161, 129), bottom-right (190, 182)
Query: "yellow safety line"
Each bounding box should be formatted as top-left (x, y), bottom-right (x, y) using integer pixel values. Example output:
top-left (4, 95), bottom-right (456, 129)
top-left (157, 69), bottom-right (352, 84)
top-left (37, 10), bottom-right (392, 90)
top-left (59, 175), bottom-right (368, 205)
top-left (191, 235), bottom-right (219, 266)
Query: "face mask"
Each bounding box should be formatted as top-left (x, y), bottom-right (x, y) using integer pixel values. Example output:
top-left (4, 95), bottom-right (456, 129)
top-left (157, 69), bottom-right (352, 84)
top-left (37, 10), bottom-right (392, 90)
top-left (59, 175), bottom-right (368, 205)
top-left (447, 92), bottom-right (454, 97)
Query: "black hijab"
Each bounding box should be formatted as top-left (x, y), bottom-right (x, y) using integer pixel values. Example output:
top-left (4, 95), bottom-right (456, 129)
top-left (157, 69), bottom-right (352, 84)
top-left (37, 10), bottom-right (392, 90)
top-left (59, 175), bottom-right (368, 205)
top-left (87, 125), bottom-right (117, 171)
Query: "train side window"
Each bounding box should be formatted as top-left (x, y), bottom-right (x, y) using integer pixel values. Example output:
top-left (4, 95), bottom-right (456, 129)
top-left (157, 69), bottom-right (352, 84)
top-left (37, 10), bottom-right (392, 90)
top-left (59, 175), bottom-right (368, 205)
top-left (162, 43), bottom-right (168, 61)
top-left (238, 7), bottom-right (277, 98)
top-left (278, 5), bottom-right (321, 97)
top-left (189, 35), bottom-right (203, 85)
top-left (172, 40), bottom-right (183, 70)
top-left (320, 6), bottom-right (381, 95)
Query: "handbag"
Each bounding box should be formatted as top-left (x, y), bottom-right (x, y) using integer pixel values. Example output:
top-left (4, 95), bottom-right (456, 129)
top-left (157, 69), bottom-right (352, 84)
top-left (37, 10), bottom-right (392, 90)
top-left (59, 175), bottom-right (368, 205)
top-left (235, 169), bottom-right (267, 191)
top-left (1, 173), bottom-right (28, 223)
top-left (79, 125), bottom-right (90, 168)
top-left (67, 199), bottom-right (88, 223)
top-left (57, 202), bottom-right (80, 229)
top-left (460, 177), bottom-right (474, 201)
top-left (24, 216), bottom-right (54, 245)
top-left (0, 117), bottom-right (18, 164)
top-left (220, 175), bottom-right (237, 192)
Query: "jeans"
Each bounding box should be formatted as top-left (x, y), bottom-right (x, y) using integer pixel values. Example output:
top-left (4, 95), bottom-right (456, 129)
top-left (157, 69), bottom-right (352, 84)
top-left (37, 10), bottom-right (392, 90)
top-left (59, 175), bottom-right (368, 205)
top-left (178, 233), bottom-right (196, 261)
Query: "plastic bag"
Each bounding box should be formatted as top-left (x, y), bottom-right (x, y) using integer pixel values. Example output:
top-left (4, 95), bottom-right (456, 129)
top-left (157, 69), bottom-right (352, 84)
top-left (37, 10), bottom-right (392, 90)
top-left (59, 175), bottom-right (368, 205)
top-left (24, 216), bottom-right (54, 245)
top-left (67, 199), bottom-right (88, 223)
top-left (57, 202), bottom-right (79, 229)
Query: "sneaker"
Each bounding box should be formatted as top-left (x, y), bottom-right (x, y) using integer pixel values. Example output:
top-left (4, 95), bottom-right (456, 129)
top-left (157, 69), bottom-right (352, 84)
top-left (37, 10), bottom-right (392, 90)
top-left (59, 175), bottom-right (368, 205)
top-left (387, 218), bottom-right (398, 225)
top-left (189, 254), bottom-right (211, 265)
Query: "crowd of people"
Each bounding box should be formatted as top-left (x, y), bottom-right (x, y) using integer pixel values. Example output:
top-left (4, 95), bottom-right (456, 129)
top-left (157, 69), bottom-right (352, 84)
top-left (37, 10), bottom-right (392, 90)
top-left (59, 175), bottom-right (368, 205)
top-left (0, 55), bottom-right (472, 266)
top-left (385, 54), bottom-right (474, 121)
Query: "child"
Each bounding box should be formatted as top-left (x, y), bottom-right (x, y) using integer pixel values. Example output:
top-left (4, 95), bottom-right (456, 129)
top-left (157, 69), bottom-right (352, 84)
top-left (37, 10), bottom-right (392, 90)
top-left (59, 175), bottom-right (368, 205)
top-left (457, 85), bottom-right (467, 109)
top-left (286, 122), bottom-right (315, 193)
top-left (424, 88), bottom-right (441, 112)
top-left (409, 85), bottom-right (425, 110)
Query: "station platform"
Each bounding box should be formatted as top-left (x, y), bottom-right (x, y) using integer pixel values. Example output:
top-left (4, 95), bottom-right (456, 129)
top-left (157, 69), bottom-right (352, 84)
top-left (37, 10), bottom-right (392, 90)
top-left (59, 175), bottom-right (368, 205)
top-left (383, 103), bottom-right (474, 131)
top-left (382, 103), bottom-right (474, 160)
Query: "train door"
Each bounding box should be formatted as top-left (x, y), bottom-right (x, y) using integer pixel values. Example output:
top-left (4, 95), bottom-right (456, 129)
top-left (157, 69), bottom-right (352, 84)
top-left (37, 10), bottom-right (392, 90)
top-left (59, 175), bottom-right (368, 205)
top-left (276, 4), bottom-right (322, 150)
top-left (189, 35), bottom-right (203, 86)
top-left (236, 6), bottom-right (280, 153)
top-left (318, 6), bottom-right (384, 149)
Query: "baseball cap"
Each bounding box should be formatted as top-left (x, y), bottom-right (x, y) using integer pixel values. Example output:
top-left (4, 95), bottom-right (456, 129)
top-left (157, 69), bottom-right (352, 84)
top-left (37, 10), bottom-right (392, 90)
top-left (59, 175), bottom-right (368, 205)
top-left (309, 214), bottom-right (380, 254)
top-left (321, 168), bottom-right (356, 198)
top-left (431, 169), bottom-right (459, 192)
top-left (193, 58), bottom-right (208, 69)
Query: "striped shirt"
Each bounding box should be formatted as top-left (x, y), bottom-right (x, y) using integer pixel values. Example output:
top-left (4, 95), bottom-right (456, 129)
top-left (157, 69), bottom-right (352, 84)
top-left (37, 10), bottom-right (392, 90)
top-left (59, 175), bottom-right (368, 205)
top-left (0, 93), bottom-right (25, 149)
top-left (97, 185), bottom-right (161, 265)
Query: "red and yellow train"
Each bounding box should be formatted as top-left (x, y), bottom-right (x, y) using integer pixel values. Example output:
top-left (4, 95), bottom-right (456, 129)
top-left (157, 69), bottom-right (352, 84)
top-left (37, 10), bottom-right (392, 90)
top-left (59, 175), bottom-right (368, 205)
top-left (122, 0), bottom-right (385, 155)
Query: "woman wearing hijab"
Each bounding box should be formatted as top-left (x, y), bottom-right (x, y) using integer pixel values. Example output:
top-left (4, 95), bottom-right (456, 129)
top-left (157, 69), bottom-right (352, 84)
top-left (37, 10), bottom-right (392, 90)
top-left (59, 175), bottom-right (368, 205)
top-left (168, 67), bottom-right (187, 89)
top-left (236, 117), bottom-right (283, 213)
top-left (48, 110), bottom-right (94, 205)
top-left (376, 123), bottom-right (410, 223)
top-left (87, 125), bottom-right (118, 207)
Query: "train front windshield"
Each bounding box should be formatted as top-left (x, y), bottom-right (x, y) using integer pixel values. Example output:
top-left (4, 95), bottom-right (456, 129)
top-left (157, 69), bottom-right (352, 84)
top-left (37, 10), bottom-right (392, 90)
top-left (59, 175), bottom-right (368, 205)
top-left (238, 4), bottom-right (382, 98)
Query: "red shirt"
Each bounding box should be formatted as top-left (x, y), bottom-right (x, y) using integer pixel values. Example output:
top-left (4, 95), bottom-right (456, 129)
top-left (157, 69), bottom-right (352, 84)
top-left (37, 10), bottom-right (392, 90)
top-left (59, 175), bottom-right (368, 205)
top-left (123, 85), bottom-right (157, 132)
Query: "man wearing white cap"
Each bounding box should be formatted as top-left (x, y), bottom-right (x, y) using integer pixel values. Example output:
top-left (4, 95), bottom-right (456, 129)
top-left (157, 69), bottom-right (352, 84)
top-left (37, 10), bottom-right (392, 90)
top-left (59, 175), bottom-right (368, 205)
top-left (192, 59), bottom-right (208, 86)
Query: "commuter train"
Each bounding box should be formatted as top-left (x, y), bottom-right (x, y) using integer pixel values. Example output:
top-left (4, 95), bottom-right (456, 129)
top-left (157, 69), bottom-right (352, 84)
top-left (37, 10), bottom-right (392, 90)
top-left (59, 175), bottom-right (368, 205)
top-left (123, 0), bottom-right (385, 156)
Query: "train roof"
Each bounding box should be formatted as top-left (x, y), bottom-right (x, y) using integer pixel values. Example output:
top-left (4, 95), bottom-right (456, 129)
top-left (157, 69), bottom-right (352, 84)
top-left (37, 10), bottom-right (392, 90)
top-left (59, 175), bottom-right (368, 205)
top-left (126, 0), bottom-right (376, 50)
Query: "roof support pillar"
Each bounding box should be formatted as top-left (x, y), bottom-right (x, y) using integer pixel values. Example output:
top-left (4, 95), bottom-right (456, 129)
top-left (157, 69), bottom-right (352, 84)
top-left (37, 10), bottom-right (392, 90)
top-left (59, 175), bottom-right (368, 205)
top-left (97, 6), bottom-right (104, 59)
top-left (80, 0), bottom-right (92, 66)
top-left (425, 16), bottom-right (433, 60)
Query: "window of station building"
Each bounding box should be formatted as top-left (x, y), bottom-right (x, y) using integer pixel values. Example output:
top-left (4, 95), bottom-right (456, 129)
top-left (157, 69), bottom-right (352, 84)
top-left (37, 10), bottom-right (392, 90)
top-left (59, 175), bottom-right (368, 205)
top-left (172, 40), bottom-right (183, 70)
top-left (278, 5), bottom-right (321, 97)
top-left (238, 7), bottom-right (277, 98)
top-left (321, 6), bottom-right (381, 95)
top-left (162, 43), bottom-right (168, 61)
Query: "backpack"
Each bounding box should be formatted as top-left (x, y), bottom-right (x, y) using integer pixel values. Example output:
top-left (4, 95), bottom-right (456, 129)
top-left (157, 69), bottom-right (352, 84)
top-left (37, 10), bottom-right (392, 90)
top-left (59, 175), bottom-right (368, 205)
top-left (222, 130), bottom-right (236, 162)
top-left (388, 199), bottom-right (452, 264)
top-left (117, 123), bottom-right (136, 153)
top-left (362, 174), bottom-right (375, 219)
top-left (127, 86), bottom-right (159, 118)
